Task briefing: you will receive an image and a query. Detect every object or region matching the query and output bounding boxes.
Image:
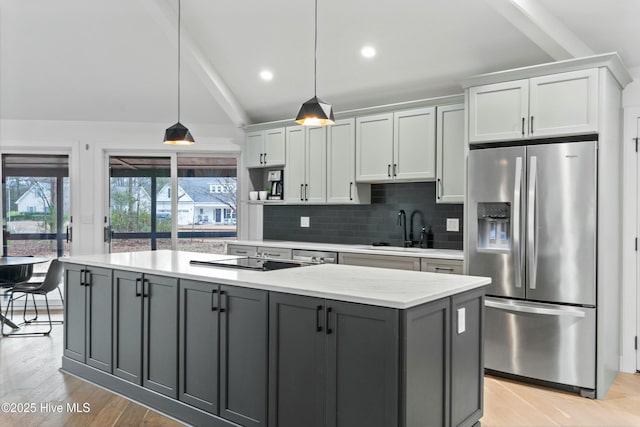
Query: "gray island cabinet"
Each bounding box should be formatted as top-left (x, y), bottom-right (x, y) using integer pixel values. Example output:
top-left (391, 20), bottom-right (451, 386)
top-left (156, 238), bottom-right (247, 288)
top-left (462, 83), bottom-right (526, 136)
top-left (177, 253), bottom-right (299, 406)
top-left (60, 250), bottom-right (489, 427)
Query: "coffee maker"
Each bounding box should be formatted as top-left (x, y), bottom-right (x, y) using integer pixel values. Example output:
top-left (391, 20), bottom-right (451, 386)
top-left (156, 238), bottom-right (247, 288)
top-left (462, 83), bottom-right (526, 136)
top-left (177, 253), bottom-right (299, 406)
top-left (267, 170), bottom-right (283, 200)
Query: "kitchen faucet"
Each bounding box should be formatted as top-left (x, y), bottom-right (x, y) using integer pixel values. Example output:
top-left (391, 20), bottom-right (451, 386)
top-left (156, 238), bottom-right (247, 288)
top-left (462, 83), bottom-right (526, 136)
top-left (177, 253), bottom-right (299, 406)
top-left (397, 209), bottom-right (410, 247)
top-left (409, 210), bottom-right (425, 247)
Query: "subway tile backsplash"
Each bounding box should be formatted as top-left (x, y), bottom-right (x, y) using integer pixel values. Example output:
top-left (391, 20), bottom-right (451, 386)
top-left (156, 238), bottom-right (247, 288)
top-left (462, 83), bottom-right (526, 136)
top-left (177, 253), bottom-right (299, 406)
top-left (263, 182), bottom-right (463, 250)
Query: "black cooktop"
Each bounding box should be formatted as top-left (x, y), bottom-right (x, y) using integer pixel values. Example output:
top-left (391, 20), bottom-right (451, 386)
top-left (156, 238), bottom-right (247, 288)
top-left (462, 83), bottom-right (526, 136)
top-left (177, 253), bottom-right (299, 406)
top-left (190, 257), bottom-right (310, 271)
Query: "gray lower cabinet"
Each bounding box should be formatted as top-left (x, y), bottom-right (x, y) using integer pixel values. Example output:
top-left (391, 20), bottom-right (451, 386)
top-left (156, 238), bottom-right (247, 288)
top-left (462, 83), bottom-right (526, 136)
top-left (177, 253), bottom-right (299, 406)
top-left (179, 280), bottom-right (268, 426)
top-left (270, 290), bottom-right (484, 427)
top-left (63, 264), bottom-right (113, 373)
top-left (269, 292), bottom-right (399, 427)
top-left (113, 270), bottom-right (178, 399)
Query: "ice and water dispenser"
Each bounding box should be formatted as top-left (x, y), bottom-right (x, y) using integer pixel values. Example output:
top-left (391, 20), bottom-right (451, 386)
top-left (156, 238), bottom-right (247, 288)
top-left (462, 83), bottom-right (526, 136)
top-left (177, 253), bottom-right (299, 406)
top-left (477, 202), bottom-right (511, 251)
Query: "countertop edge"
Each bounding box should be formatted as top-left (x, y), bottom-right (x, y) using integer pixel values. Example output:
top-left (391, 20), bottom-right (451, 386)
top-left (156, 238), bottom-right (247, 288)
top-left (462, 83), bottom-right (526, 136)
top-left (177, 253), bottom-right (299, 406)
top-left (60, 252), bottom-right (487, 309)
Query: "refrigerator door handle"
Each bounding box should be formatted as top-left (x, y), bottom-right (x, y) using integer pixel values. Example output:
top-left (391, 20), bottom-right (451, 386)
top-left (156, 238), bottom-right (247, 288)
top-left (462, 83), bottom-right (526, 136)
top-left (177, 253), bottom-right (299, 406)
top-left (528, 156), bottom-right (538, 289)
top-left (485, 298), bottom-right (586, 318)
top-left (513, 157), bottom-right (523, 288)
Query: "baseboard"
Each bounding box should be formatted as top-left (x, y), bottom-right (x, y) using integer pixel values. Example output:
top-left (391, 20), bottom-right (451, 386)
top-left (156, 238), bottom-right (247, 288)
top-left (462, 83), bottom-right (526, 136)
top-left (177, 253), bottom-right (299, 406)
top-left (60, 357), bottom-right (241, 427)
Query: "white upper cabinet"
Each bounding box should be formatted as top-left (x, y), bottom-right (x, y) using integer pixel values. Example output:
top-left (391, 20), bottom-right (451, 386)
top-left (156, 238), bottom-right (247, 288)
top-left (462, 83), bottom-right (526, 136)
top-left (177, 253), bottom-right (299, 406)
top-left (528, 69), bottom-right (598, 138)
top-left (394, 107), bottom-right (436, 180)
top-left (327, 118), bottom-right (371, 204)
top-left (284, 126), bottom-right (326, 204)
top-left (284, 127), bottom-right (306, 203)
top-left (245, 127), bottom-right (286, 168)
top-left (436, 103), bottom-right (465, 204)
top-left (356, 107), bottom-right (436, 183)
top-left (468, 69), bottom-right (598, 144)
top-left (355, 113), bottom-right (394, 182)
top-left (468, 80), bottom-right (529, 143)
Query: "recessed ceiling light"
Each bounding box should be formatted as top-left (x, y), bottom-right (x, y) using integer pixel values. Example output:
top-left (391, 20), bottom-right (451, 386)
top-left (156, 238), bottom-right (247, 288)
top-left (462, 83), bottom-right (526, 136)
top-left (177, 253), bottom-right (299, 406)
top-left (361, 46), bottom-right (376, 58)
top-left (260, 70), bottom-right (274, 81)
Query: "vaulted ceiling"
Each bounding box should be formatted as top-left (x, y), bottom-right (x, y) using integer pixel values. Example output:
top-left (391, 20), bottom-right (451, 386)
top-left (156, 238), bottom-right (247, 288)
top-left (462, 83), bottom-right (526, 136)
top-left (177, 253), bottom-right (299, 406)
top-left (1, 0), bottom-right (638, 128)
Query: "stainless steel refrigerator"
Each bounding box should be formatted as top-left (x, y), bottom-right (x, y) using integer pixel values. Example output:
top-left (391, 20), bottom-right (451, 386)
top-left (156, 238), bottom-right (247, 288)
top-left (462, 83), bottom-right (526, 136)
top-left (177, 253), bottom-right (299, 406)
top-left (467, 140), bottom-right (597, 394)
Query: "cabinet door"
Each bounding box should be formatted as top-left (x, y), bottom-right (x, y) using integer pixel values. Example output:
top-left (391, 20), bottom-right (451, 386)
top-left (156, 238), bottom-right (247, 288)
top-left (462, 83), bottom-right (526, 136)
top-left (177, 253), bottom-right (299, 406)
top-left (220, 286), bottom-right (268, 426)
top-left (326, 301), bottom-right (399, 427)
top-left (468, 79), bottom-right (528, 143)
top-left (143, 274), bottom-right (179, 398)
top-left (451, 289), bottom-right (484, 427)
top-left (338, 252), bottom-right (421, 271)
top-left (264, 127), bottom-right (286, 166)
top-left (305, 126), bottom-right (327, 203)
top-left (86, 267), bottom-right (113, 372)
top-left (113, 270), bottom-right (143, 384)
top-left (356, 113), bottom-right (394, 182)
top-left (284, 126), bottom-right (306, 203)
top-left (179, 280), bottom-right (219, 414)
top-left (403, 297), bottom-right (451, 427)
top-left (269, 293), bottom-right (325, 427)
top-left (246, 131), bottom-right (264, 168)
top-left (63, 264), bottom-right (86, 363)
top-left (436, 104), bottom-right (465, 204)
top-left (393, 107), bottom-right (436, 181)
top-left (327, 118), bottom-right (357, 203)
top-left (529, 69), bottom-right (598, 138)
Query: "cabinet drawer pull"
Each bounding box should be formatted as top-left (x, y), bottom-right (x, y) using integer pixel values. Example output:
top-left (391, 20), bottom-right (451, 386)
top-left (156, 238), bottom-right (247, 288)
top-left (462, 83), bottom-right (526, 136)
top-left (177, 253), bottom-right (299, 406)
top-left (393, 164), bottom-right (398, 177)
top-left (305, 183), bottom-right (308, 201)
top-left (219, 290), bottom-right (227, 313)
top-left (522, 117), bottom-right (525, 136)
top-left (211, 289), bottom-right (218, 311)
top-left (300, 184), bottom-right (304, 201)
top-left (263, 153), bottom-right (267, 164)
top-left (326, 307), bottom-right (333, 335)
top-left (259, 153), bottom-right (264, 164)
top-left (349, 182), bottom-right (353, 201)
top-left (85, 271), bottom-right (92, 286)
top-left (434, 267), bottom-right (455, 272)
top-left (316, 305), bottom-right (323, 332)
top-left (80, 269), bottom-right (86, 286)
top-left (530, 116), bottom-right (534, 134)
top-left (235, 250), bottom-right (247, 255)
top-left (143, 279), bottom-right (150, 298)
top-left (436, 178), bottom-right (441, 199)
top-left (388, 164), bottom-right (391, 177)
top-left (135, 278), bottom-right (142, 297)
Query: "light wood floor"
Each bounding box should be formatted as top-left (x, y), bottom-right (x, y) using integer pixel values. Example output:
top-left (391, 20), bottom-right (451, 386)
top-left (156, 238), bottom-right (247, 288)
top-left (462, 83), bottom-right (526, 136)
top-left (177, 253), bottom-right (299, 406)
top-left (1, 314), bottom-right (639, 427)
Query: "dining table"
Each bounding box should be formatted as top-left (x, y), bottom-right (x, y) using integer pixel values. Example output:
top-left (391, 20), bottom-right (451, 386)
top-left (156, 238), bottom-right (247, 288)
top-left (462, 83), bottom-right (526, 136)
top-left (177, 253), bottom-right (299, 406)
top-left (0, 256), bottom-right (50, 329)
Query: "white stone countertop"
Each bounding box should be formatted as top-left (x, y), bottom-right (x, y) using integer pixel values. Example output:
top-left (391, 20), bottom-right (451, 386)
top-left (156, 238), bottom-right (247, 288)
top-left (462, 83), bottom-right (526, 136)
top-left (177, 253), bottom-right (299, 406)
top-left (61, 250), bottom-right (488, 309)
top-left (228, 240), bottom-right (464, 260)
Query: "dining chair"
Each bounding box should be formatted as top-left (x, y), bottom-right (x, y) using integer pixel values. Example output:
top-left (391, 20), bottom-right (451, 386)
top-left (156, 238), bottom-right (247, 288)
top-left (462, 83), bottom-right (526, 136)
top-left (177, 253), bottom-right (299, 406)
top-left (0, 261), bottom-right (34, 323)
top-left (1, 259), bottom-right (63, 337)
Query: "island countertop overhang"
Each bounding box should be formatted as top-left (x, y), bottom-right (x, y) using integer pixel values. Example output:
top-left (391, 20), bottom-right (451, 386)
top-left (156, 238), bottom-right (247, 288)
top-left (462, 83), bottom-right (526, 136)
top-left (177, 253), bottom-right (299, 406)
top-left (60, 250), bottom-right (490, 309)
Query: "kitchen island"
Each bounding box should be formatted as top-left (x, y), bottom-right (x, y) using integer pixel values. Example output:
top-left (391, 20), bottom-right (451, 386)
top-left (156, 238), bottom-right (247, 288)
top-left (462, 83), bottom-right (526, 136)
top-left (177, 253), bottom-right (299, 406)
top-left (60, 250), bottom-right (490, 427)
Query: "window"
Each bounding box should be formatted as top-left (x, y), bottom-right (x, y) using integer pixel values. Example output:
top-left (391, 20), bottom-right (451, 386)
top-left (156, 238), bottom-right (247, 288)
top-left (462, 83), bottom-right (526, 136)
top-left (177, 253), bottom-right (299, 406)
top-left (108, 155), bottom-right (237, 255)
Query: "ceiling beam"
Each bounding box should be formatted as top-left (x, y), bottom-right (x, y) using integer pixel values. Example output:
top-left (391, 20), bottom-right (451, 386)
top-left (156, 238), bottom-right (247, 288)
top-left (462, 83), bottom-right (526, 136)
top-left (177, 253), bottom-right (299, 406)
top-left (142, 0), bottom-right (250, 127)
top-left (484, 0), bottom-right (594, 60)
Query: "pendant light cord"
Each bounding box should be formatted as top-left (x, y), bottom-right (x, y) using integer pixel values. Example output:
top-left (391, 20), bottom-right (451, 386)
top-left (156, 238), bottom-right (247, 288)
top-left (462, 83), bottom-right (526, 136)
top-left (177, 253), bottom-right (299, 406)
top-left (314, 0), bottom-right (317, 97)
top-left (177, 0), bottom-right (182, 122)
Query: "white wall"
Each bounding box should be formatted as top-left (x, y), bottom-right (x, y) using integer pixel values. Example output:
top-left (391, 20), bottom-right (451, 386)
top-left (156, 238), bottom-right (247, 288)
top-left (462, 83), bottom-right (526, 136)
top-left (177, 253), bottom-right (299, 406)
top-left (621, 66), bottom-right (640, 372)
top-left (0, 119), bottom-right (244, 256)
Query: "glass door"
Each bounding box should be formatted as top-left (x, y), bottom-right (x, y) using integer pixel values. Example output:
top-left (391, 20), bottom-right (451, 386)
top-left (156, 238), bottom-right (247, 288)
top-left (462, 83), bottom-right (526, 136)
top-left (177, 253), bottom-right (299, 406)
top-left (2, 154), bottom-right (70, 262)
top-left (107, 155), bottom-right (238, 254)
top-left (108, 156), bottom-right (171, 253)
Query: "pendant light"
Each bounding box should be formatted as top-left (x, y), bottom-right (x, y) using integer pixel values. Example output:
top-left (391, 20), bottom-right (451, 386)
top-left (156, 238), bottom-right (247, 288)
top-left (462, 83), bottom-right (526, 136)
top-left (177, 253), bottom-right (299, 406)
top-left (164, 0), bottom-right (195, 145)
top-left (295, 0), bottom-right (334, 126)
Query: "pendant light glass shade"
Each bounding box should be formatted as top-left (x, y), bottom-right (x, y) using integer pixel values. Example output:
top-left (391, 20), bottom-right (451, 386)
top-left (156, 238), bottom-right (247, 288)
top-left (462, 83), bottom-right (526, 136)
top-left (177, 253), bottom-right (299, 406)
top-left (296, 0), bottom-right (334, 126)
top-left (164, 0), bottom-right (195, 145)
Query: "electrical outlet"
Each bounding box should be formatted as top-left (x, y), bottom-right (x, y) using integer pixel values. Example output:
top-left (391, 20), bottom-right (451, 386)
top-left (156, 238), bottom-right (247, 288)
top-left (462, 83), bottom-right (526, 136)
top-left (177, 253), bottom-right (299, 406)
top-left (300, 216), bottom-right (310, 228)
top-left (446, 218), bottom-right (459, 232)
